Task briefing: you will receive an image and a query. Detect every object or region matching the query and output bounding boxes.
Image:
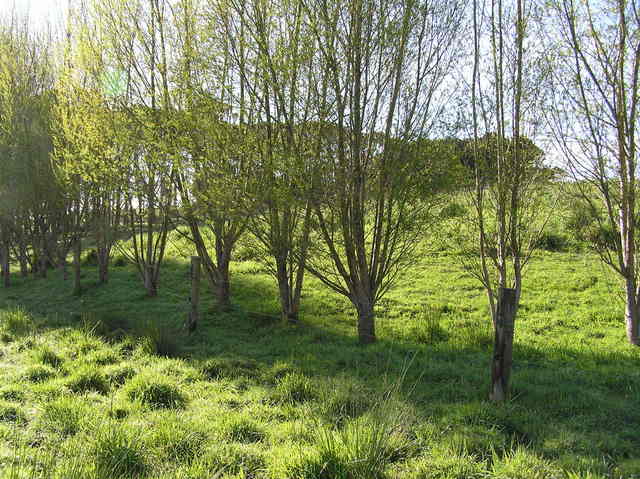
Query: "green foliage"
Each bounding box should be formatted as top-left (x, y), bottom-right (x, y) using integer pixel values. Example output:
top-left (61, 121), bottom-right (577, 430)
top-left (124, 373), bottom-right (187, 409)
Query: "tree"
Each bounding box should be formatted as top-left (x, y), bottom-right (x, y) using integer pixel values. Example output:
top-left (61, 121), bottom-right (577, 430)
top-left (549, 0), bottom-right (640, 346)
top-left (222, 0), bottom-right (316, 322)
top-left (464, 0), bottom-right (554, 400)
top-left (302, 0), bottom-right (465, 343)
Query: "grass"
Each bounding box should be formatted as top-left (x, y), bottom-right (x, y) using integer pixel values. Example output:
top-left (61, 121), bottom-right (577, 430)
top-left (0, 241), bottom-right (638, 478)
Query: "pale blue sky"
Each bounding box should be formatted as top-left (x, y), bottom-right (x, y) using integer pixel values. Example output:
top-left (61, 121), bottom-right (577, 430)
top-left (1, 0), bottom-right (68, 30)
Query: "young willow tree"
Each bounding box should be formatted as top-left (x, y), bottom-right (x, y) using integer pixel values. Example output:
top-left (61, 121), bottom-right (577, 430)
top-left (0, 17), bottom-right (58, 284)
top-left (89, 0), bottom-right (176, 297)
top-left (222, 0), bottom-right (316, 322)
top-left (464, 0), bottom-right (552, 400)
top-left (549, 0), bottom-right (640, 346)
top-left (303, 0), bottom-right (464, 343)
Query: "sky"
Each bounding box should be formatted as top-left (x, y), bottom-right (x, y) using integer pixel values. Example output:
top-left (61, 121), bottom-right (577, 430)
top-left (1, 0), bottom-right (68, 31)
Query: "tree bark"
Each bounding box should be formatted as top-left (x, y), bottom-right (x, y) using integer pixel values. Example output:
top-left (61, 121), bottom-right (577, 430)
top-left (144, 264), bottom-right (158, 297)
top-left (1, 243), bottom-right (10, 288)
top-left (624, 278), bottom-right (639, 345)
top-left (490, 287), bottom-right (517, 402)
top-left (356, 299), bottom-right (376, 344)
top-left (214, 250), bottom-right (231, 310)
top-left (186, 256), bottom-right (201, 332)
top-left (97, 246), bottom-right (109, 284)
top-left (73, 239), bottom-right (82, 296)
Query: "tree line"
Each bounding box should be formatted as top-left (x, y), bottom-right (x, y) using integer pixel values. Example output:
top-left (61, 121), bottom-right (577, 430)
top-left (1, 0), bottom-right (639, 401)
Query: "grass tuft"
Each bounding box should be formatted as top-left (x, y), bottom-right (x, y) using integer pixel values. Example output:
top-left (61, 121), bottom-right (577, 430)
top-left (124, 373), bottom-right (187, 409)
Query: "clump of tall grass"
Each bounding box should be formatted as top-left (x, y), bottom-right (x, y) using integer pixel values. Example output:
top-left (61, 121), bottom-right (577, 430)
top-left (136, 322), bottom-right (181, 358)
top-left (201, 357), bottom-right (262, 380)
top-left (38, 396), bottom-right (88, 436)
top-left (1, 307), bottom-right (33, 337)
top-left (124, 372), bottom-right (187, 409)
top-left (273, 372), bottom-right (317, 404)
top-left (32, 346), bottom-right (64, 369)
top-left (92, 425), bottom-right (149, 478)
top-left (283, 382), bottom-right (413, 479)
top-left (66, 365), bottom-right (110, 395)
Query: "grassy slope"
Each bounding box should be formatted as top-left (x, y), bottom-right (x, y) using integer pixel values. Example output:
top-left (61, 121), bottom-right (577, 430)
top-left (0, 240), bottom-right (638, 478)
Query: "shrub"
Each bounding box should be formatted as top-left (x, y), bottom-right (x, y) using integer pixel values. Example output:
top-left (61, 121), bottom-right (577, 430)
top-left (92, 426), bottom-right (148, 478)
top-left (1, 307), bottom-right (33, 336)
top-left (124, 373), bottom-right (186, 409)
top-left (83, 249), bottom-right (98, 266)
top-left (23, 365), bottom-right (56, 383)
top-left (66, 365), bottom-right (110, 395)
top-left (535, 231), bottom-right (569, 252)
top-left (33, 346), bottom-right (64, 369)
top-left (273, 372), bottom-right (316, 404)
top-left (38, 397), bottom-right (86, 436)
top-left (201, 357), bottom-right (261, 380)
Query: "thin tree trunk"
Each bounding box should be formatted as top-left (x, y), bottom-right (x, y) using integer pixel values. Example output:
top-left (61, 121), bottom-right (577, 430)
top-left (73, 239), bottom-right (81, 296)
top-left (624, 278), bottom-right (639, 345)
top-left (490, 287), bottom-right (517, 401)
top-left (97, 246), bottom-right (109, 284)
top-left (144, 263), bottom-right (157, 297)
top-left (2, 243), bottom-right (10, 288)
top-left (187, 256), bottom-right (201, 332)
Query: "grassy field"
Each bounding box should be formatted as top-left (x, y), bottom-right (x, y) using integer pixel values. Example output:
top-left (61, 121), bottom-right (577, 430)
top-left (0, 238), bottom-right (638, 478)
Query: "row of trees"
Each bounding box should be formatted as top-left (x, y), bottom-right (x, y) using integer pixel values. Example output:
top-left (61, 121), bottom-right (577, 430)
top-left (0, 0), bottom-right (639, 399)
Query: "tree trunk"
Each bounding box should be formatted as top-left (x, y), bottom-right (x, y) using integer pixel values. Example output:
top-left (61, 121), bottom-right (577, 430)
top-left (73, 239), bottom-right (82, 296)
top-left (275, 256), bottom-right (299, 323)
top-left (144, 264), bottom-right (158, 297)
top-left (355, 299), bottom-right (376, 344)
top-left (215, 253), bottom-right (231, 310)
top-left (186, 256), bottom-right (201, 332)
top-left (1, 243), bottom-right (10, 288)
top-left (490, 287), bottom-right (517, 402)
top-left (19, 256), bottom-right (28, 277)
top-left (624, 278), bottom-right (639, 345)
top-left (97, 246), bottom-right (109, 284)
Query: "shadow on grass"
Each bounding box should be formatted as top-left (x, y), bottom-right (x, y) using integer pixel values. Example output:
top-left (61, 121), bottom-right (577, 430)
top-left (1, 259), bottom-right (639, 471)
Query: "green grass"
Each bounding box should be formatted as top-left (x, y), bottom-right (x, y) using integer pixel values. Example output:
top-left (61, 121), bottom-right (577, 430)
top-left (0, 244), bottom-right (638, 478)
